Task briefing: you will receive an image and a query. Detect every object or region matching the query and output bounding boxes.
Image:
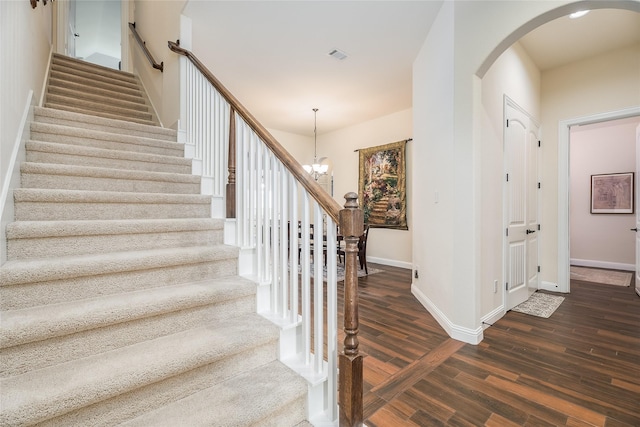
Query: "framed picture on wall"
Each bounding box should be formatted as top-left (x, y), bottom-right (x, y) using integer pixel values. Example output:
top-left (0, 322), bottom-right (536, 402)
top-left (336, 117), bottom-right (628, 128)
top-left (590, 172), bottom-right (634, 214)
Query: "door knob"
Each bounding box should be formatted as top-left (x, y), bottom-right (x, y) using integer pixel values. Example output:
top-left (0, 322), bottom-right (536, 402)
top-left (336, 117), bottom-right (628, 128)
top-left (526, 229), bottom-right (536, 234)
top-left (632, 228), bottom-right (639, 232)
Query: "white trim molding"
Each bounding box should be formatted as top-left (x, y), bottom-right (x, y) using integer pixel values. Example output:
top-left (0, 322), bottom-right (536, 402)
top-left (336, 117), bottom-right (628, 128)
top-left (411, 284), bottom-right (483, 345)
top-left (558, 106), bottom-right (640, 293)
top-left (570, 258), bottom-right (635, 272)
top-left (480, 305), bottom-right (505, 330)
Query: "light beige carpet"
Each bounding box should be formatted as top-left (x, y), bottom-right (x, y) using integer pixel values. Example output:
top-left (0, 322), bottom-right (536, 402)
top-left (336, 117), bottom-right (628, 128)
top-left (570, 266), bottom-right (632, 287)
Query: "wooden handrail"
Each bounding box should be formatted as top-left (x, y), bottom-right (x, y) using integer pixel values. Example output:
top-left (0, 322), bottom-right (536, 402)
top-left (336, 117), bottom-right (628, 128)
top-left (129, 22), bottom-right (163, 72)
top-left (31, 0), bottom-right (52, 8)
top-left (167, 40), bottom-right (341, 223)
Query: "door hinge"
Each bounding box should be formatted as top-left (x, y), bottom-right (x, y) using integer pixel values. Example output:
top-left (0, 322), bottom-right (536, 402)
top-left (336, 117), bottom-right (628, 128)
top-left (537, 224), bottom-right (541, 231)
top-left (506, 228), bottom-right (509, 237)
top-left (506, 173), bottom-right (509, 182)
top-left (506, 119), bottom-right (509, 127)
top-left (538, 140), bottom-right (541, 147)
top-left (537, 266), bottom-right (541, 273)
top-left (538, 182), bottom-right (541, 189)
top-left (505, 282), bottom-right (509, 290)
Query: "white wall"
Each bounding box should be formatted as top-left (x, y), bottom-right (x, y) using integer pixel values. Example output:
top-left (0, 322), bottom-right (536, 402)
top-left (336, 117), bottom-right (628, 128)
top-left (270, 109), bottom-right (413, 268)
top-left (541, 43), bottom-right (640, 283)
top-left (480, 42), bottom-right (541, 319)
top-left (132, 0), bottom-right (185, 128)
top-left (570, 117), bottom-right (638, 270)
top-left (0, 0), bottom-right (52, 264)
top-left (323, 109), bottom-right (413, 268)
top-left (411, 0), bottom-right (626, 343)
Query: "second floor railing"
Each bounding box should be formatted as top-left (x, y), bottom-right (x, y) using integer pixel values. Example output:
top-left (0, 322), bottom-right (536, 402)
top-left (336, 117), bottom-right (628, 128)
top-left (168, 39), bottom-right (363, 426)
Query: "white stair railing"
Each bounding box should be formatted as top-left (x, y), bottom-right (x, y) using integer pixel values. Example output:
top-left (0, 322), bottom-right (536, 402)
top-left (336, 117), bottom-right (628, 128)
top-left (169, 40), bottom-right (345, 425)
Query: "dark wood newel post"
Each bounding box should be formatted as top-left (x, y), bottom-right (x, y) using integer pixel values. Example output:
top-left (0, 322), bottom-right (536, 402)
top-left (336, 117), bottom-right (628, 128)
top-left (226, 108), bottom-right (236, 218)
top-left (339, 192), bottom-right (364, 427)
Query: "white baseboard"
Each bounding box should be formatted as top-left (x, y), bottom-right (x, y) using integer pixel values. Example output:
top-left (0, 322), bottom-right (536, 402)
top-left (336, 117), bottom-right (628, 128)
top-left (480, 305), bottom-right (505, 330)
top-left (367, 256), bottom-right (411, 270)
top-left (411, 284), bottom-right (483, 345)
top-left (570, 258), bottom-right (634, 272)
top-left (540, 280), bottom-right (562, 292)
top-left (1, 91), bottom-right (34, 265)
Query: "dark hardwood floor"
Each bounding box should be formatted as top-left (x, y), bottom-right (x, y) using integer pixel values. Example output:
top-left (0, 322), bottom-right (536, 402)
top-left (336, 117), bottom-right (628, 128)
top-left (340, 264), bottom-right (640, 426)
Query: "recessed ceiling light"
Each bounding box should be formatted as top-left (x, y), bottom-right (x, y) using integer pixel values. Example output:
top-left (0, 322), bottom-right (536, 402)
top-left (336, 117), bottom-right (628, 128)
top-left (569, 10), bottom-right (590, 19)
top-left (328, 49), bottom-right (348, 60)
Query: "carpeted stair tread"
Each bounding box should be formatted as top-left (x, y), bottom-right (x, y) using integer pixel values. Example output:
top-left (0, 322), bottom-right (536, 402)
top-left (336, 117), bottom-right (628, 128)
top-left (20, 162), bottom-right (201, 194)
top-left (0, 245), bottom-right (238, 287)
top-left (121, 360), bottom-right (307, 427)
top-left (13, 188), bottom-right (210, 204)
top-left (30, 122), bottom-right (183, 156)
top-left (7, 218), bottom-right (224, 260)
top-left (48, 84), bottom-right (147, 109)
top-left (34, 106), bottom-right (176, 141)
top-left (7, 218), bottom-right (222, 240)
top-left (21, 162), bottom-right (198, 183)
top-left (48, 71), bottom-right (143, 98)
top-left (26, 140), bottom-right (191, 173)
top-left (50, 61), bottom-right (139, 89)
top-left (0, 277), bottom-right (258, 349)
top-left (0, 52), bottom-right (309, 426)
top-left (47, 77), bottom-right (145, 104)
top-left (45, 93), bottom-right (153, 120)
top-left (48, 66), bottom-right (140, 91)
top-left (44, 103), bottom-right (158, 126)
top-left (53, 53), bottom-right (137, 81)
top-left (13, 189), bottom-right (212, 221)
top-left (0, 313), bottom-right (280, 427)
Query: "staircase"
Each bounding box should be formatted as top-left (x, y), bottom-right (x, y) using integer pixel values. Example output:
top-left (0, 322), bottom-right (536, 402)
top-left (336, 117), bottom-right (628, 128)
top-left (0, 54), bottom-right (308, 426)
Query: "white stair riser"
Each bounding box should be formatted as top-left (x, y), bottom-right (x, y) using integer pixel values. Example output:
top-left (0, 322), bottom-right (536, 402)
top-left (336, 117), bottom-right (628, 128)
top-left (0, 257), bottom-right (238, 310)
top-left (1, 295), bottom-right (256, 377)
top-left (7, 229), bottom-right (223, 260)
top-left (21, 173), bottom-right (201, 195)
top-left (30, 130), bottom-right (183, 157)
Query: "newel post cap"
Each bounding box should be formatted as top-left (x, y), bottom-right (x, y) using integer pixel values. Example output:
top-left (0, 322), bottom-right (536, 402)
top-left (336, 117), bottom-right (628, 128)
top-left (339, 192), bottom-right (364, 238)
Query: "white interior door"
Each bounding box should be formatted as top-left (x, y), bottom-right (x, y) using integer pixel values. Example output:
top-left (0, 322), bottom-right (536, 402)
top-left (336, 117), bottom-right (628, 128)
top-left (635, 124), bottom-right (639, 296)
top-left (505, 100), bottom-right (540, 310)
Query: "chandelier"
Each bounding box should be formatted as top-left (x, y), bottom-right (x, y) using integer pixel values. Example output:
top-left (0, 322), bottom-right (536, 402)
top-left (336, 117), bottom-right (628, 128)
top-left (303, 108), bottom-right (330, 180)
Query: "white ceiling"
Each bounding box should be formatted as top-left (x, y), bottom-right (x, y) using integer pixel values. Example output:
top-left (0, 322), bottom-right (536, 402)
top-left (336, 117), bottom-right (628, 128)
top-left (183, 1), bottom-right (445, 136)
top-left (84, 2), bottom-right (640, 136)
top-left (518, 8), bottom-right (640, 71)
top-left (182, 3), bottom-right (640, 136)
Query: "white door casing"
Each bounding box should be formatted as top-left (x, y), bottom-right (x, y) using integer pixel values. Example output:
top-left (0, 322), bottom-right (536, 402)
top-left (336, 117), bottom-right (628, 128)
top-left (635, 124), bottom-right (640, 297)
top-left (504, 99), bottom-right (540, 310)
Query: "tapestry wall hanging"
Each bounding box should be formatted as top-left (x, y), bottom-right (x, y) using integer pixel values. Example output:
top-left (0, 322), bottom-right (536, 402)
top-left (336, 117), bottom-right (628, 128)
top-left (358, 140), bottom-right (408, 230)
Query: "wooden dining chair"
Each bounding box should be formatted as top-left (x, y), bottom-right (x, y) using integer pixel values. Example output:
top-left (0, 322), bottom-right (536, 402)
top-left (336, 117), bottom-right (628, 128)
top-left (337, 224), bottom-right (370, 274)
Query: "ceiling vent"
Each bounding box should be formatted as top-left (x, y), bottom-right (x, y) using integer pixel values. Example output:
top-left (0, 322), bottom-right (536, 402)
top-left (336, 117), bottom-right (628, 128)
top-left (328, 49), bottom-right (348, 60)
